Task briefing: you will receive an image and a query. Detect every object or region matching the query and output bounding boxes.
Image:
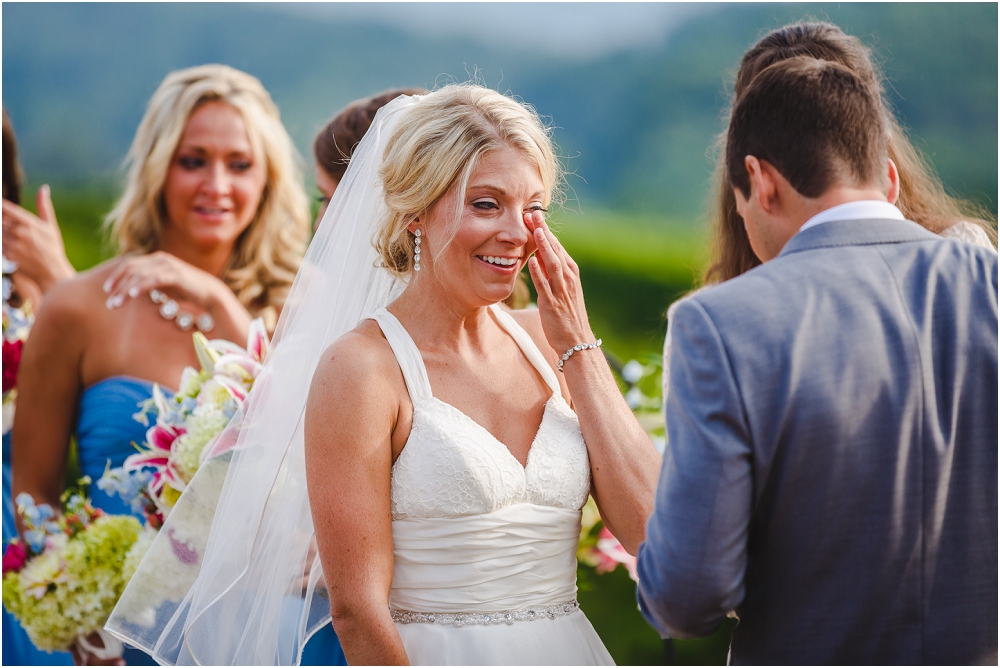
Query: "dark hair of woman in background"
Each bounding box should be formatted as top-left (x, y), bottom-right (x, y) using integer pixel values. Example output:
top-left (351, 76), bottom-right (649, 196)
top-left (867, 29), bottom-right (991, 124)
top-left (313, 87), bottom-right (427, 220)
top-left (704, 21), bottom-right (997, 286)
top-left (3, 109), bottom-right (24, 205)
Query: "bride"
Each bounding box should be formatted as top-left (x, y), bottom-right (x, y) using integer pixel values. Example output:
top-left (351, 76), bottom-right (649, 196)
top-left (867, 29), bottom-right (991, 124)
top-left (106, 85), bottom-right (660, 666)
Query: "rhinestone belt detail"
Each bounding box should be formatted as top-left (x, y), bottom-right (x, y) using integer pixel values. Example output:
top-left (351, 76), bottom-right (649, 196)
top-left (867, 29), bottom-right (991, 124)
top-left (391, 600), bottom-right (579, 626)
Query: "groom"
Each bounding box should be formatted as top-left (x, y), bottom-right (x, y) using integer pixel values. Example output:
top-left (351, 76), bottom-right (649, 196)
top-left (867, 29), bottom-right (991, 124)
top-left (636, 56), bottom-right (998, 664)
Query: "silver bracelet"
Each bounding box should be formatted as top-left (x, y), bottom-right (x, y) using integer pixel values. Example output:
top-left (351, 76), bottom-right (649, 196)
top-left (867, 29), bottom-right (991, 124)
top-left (557, 339), bottom-right (602, 372)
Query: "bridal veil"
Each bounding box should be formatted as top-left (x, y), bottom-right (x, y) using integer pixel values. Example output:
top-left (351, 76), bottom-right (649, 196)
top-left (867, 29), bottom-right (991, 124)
top-left (106, 95), bottom-right (418, 665)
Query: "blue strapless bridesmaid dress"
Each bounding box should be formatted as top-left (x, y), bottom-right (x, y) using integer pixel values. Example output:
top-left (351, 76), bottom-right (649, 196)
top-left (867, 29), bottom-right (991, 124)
top-left (76, 377), bottom-right (345, 666)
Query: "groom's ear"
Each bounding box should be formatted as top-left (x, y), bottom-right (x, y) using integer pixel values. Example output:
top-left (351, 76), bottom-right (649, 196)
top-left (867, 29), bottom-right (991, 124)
top-left (886, 159), bottom-right (900, 205)
top-left (745, 156), bottom-right (779, 214)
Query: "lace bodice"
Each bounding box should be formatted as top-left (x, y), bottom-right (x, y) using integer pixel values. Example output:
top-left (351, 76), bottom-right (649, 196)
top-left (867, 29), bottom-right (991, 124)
top-left (371, 305), bottom-right (591, 521)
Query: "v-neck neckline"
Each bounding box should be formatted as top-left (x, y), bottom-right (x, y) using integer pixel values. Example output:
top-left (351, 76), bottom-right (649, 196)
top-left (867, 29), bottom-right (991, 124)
top-left (379, 304), bottom-right (560, 471)
top-left (423, 392), bottom-right (557, 471)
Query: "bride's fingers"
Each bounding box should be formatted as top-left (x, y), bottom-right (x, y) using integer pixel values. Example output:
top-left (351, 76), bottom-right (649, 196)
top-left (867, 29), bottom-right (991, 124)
top-left (532, 217), bottom-right (576, 282)
top-left (532, 226), bottom-right (567, 295)
top-left (528, 256), bottom-right (554, 305)
top-left (523, 209), bottom-right (544, 234)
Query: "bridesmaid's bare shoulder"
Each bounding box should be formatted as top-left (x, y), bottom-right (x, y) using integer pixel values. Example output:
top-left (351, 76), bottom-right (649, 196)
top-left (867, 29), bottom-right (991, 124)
top-left (40, 258), bottom-right (124, 317)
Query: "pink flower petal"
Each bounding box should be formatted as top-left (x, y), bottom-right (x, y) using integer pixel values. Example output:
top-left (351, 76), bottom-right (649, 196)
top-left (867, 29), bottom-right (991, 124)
top-left (124, 453), bottom-right (169, 471)
top-left (213, 354), bottom-right (261, 382)
top-left (214, 375), bottom-right (247, 402)
top-left (247, 318), bottom-right (269, 363)
top-left (146, 424), bottom-right (183, 452)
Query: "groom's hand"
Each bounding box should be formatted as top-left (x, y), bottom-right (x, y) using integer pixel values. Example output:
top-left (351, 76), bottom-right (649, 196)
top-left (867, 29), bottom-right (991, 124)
top-left (525, 211), bottom-right (596, 355)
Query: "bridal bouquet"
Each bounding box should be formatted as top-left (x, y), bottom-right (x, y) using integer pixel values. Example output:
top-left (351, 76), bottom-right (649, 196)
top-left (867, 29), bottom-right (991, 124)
top-left (2, 256), bottom-right (33, 435)
top-left (92, 320), bottom-right (269, 614)
top-left (1, 489), bottom-right (144, 652)
top-left (98, 319), bottom-right (269, 528)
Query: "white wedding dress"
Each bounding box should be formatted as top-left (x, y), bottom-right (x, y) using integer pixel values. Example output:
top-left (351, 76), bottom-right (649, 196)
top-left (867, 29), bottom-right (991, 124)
top-left (372, 304), bottom-right (614, 666)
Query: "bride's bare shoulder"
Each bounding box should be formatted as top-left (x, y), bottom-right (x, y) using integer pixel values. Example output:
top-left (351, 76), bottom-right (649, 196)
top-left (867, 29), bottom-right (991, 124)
top-left (310, 318), bottom-right (403, 398)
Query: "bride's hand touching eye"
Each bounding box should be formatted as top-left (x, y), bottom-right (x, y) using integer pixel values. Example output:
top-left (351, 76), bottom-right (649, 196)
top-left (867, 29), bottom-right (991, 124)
top-left (524, 211), bottom-right (595, 354)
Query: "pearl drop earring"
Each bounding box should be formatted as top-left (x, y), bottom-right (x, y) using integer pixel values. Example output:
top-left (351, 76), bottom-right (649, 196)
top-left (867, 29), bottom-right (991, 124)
top-left (413, 228), bottom-right (422, 272)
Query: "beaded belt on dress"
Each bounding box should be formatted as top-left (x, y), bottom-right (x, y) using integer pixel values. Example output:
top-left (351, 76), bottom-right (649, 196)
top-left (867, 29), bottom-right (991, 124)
top-left (391, 600), bottom-right (579, 626)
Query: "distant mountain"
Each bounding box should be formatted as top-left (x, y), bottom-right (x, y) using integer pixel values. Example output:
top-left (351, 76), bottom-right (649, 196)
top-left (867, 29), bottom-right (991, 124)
top-left (3, 2), bottom-right (996, 218)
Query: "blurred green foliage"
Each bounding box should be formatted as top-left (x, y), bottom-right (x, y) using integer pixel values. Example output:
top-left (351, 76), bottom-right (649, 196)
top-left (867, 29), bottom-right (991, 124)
top-left (4, 3), bottom-right (996, 220)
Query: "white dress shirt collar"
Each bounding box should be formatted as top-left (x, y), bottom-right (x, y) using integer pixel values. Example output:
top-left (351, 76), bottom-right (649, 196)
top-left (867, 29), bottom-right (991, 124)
top-left (798, 200), bottom-right (904, 234)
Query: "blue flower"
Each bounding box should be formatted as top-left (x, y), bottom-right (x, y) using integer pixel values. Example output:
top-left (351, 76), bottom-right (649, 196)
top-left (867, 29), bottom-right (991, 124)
top-left (98, 465), bottom-right (152, 512)
top-left (24, 529), bottom-right (47, 554)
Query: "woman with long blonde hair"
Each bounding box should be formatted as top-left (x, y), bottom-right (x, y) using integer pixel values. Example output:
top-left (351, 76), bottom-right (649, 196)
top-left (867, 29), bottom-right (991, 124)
top-left (11, 64), bottom-right (314, 665)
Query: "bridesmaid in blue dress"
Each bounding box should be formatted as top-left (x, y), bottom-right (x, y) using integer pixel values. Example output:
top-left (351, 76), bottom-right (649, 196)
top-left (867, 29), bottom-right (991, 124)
top-left (11, 65), bottom-right (343, 666)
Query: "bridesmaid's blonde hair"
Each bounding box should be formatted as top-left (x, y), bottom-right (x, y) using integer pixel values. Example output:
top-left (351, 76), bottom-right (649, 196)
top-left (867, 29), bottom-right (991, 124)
top-left (376, 84), bottom-right (561, 277)
top-left (106, 64), bottom-right (310, 327)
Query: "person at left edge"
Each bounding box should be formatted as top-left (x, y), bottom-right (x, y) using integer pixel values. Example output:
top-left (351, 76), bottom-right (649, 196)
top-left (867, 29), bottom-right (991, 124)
top-left (2, 106), bottom-right (77, 668)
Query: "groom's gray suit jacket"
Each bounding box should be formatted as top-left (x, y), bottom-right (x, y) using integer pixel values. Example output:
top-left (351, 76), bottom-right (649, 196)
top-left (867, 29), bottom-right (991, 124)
top-left (636, 218), bottom-right (998, 664)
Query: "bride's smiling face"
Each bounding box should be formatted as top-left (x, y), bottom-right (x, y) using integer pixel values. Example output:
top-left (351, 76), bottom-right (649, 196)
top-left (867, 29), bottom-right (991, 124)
top-left (413, 147), bottom-right (544, 306)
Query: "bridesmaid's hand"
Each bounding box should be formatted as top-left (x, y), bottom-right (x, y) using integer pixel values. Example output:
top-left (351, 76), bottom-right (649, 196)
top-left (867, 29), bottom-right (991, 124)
top-left (524, 211), bottom-right (596, 354)
top-left (1, 186), bottom-right (76, 293)
top-left (102, 251), bottom-right (226, 312)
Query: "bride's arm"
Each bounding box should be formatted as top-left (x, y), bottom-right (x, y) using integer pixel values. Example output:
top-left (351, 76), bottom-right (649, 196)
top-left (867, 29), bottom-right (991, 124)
top-left (305, 330), bottom-right (409, 666)
top-left (524, 212), bottom-right (661, 556)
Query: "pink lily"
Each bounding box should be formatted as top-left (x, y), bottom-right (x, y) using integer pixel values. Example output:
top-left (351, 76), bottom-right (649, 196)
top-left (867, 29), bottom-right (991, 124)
top-left (213, 353), bottom-right (261, 384)
top-left (151, 383), bottom-right (171, 418)
top-left (146, 422), bottom-right (184, 451)
top-left (206, 339), bottom-right (246, 358)
top-left (596, 527), bottom-right (638, 581)
top-left (246, 318), bottom-right (269, 363)
top-left (193, 332), bottom-right (222, 375)
top-left (214, 375), bottom-right (249, 402)
top-left (123, 451), bottom-right (169, 471)
top-left (124, 423), bottom-right (185, 472)
top-left (148, 465), bottom-right (187, 512)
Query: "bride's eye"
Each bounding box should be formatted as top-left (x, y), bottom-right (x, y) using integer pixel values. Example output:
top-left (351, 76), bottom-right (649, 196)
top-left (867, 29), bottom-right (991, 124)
top-left (472, 199), bottom-right (499, 211)
top-left (527, 204), bottom-right (547, 213)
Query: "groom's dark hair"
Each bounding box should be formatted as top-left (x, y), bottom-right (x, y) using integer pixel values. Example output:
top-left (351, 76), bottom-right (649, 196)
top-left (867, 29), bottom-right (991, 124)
top-left (726, 56), bottom-right (888, 199)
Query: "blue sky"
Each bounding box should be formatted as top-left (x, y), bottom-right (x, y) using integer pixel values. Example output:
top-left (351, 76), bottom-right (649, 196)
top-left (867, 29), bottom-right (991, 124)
top-left (263, 3), bottom-right (715, 59)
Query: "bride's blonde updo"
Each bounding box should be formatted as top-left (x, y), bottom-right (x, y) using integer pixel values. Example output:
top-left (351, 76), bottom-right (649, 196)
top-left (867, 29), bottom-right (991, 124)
top-left (376, 84), bottom-right (561, 277)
